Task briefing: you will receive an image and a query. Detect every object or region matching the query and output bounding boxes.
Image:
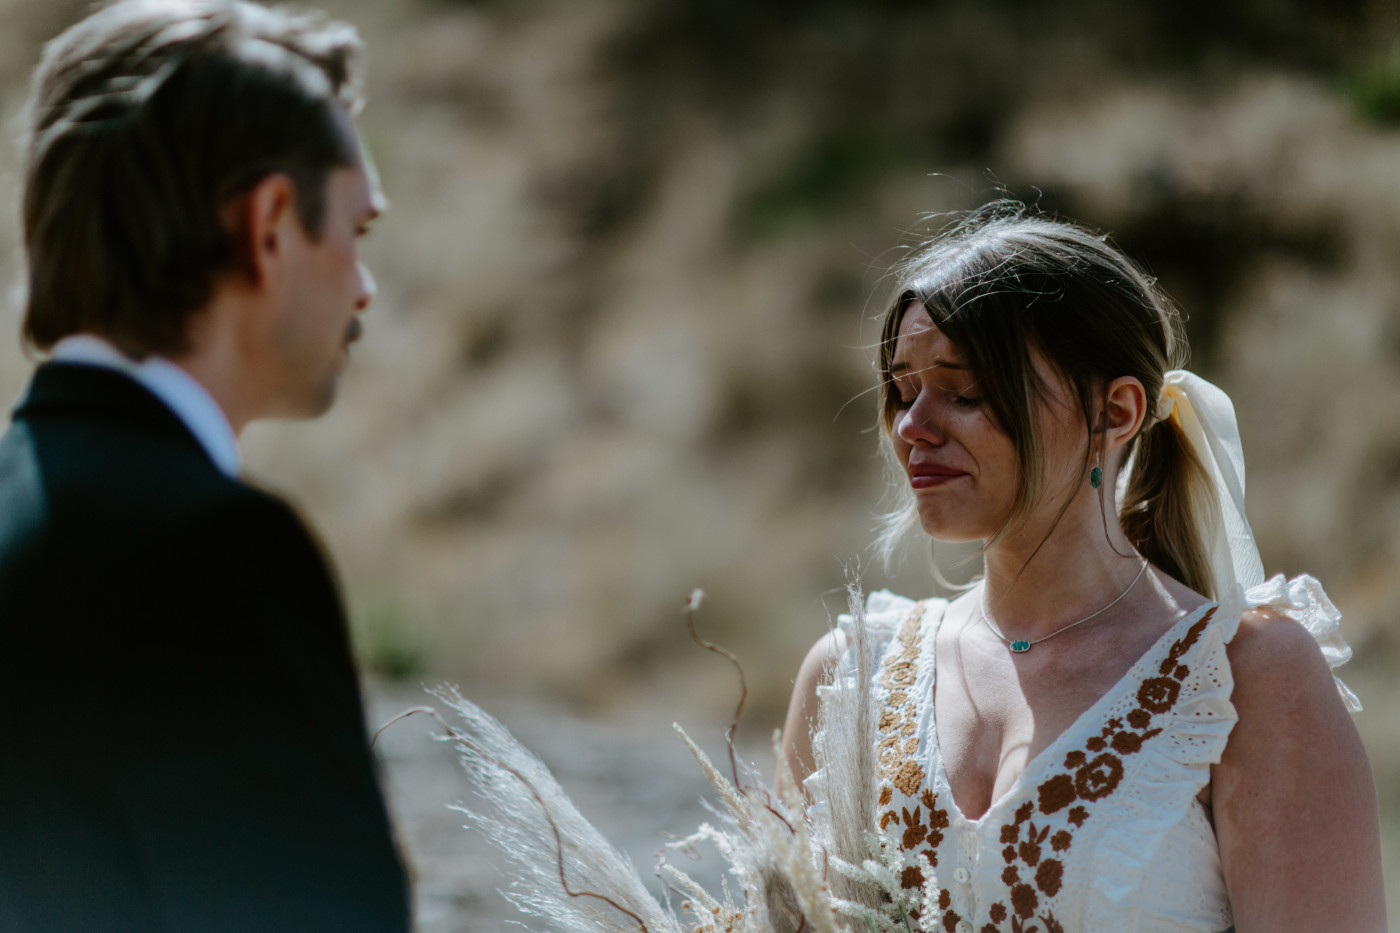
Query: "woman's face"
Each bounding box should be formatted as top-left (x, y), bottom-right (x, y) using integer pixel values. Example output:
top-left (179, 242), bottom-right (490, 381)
top-left (889, 303), bottom-right (1086, 544)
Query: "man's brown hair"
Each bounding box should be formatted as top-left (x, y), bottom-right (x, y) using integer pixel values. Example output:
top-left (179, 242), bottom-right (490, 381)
top-left (21, 0), bottom-right (364, 357)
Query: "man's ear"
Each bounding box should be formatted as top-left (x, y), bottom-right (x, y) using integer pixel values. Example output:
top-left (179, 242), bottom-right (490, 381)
top-left (222, 174), bottom-right (298, 288)
top-left (1103, 375), bottom-right (1148, 454)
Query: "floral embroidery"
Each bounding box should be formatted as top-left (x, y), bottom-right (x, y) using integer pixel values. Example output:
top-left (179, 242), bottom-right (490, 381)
top-left (873, 600), bottom-right (955, 921)
top-left (1136, 676), bottom-right (1180, 712)
top-left (1073, 752), bottom-right (1123, 801)
top-left (892, 760), bottom-right (926, 797)
top-left (872, 598), bottom-right (1219, 931)
top-left (1036, 774), bottom-right (1075, 815)
top-left (1009, 882), bottom-right (1038, 917)
top-left (1034, 860), bottom-right (1063, 897)
top-left (986, 607), bottom-right (1218, 931)
top-left (876, 602), bottom-right (929, 798)
top-left (901, 807), bottom-right (929, 848)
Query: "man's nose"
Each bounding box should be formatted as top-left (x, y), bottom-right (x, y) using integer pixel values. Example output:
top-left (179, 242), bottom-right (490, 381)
top-left (356, 262), bottom-right (376, 312)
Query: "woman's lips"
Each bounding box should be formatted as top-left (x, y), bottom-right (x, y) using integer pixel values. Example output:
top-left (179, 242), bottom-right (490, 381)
top-left (909, 465), bottom-right (966, 489)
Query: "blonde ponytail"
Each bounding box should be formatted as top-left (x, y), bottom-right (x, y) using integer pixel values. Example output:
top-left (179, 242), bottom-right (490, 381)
top-left (1118, 414), bottom-right (1220, 599)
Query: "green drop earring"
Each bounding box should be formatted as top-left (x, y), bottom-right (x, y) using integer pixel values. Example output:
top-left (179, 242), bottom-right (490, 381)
top-left (1090, 452), bottom-right (1102, 489)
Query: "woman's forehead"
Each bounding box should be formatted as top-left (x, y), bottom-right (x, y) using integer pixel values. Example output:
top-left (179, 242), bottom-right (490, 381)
top-left (892, 301), bottom-right (1076, 411)
top-left (894, 303), bottom-right (964, 365)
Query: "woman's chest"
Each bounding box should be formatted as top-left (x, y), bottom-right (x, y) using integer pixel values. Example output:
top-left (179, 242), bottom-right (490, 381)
top-left (931, 628), bottom-right (1161, 822)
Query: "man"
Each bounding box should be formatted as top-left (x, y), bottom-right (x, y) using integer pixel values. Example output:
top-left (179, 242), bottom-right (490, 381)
top-left (0, 1), bottom-right (410, 929)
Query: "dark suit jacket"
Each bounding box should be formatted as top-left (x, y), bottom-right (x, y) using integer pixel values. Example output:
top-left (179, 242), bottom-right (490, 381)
top-left (0, 363), bottom-right (411, 932)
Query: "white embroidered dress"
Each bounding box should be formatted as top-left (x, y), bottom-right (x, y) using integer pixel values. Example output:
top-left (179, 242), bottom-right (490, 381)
top-left (810, 575), bottom-right (1359, 933)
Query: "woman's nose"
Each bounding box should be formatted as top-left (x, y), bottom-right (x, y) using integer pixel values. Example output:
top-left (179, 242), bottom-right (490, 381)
top-left (895, 396), bottom-right (946, 446)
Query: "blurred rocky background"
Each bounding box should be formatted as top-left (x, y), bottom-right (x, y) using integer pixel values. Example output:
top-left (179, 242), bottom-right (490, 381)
top-left (3, 0), bottom-right (1399, 924)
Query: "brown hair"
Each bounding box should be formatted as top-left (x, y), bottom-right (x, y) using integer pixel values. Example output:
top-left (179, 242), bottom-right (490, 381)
top-left (876, 201), bottom-right (1221, 598)
top-left (20, 0), bottom-right (364, 358)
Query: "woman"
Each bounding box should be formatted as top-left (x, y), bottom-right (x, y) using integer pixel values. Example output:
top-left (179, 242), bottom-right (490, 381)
top-left (781, 203), bottom-right (1386, 932)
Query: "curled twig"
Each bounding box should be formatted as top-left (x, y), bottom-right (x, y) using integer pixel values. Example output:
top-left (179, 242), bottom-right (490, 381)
top-left (376, 706), bottom-right (651, 933)
top-left (682, 589), bottom-right (747, 793)
top-left (683, 590), bottom-right (800, 840)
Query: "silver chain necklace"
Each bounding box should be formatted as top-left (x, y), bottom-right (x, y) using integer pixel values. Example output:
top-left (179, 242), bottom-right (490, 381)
top-left (977, 559), bottom-right (1150, 654)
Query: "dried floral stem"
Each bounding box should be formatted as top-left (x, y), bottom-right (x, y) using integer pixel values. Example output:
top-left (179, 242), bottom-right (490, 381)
top-left (376, 706), bottom-right (651, 933)
top-left (682, 592), bottom-right (800, 844)
top-left (682, 589), bottom-right (748, 794)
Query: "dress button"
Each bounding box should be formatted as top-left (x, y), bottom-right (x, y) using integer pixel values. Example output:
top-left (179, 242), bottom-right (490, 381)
top-left (953, 867), bottom-right (970, 884)
top-left (955, 922), bottom-right (972, 933)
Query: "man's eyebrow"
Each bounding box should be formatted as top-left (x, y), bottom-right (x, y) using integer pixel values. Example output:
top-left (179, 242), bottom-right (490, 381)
top-left (889, 360), bottom-right (969, 374)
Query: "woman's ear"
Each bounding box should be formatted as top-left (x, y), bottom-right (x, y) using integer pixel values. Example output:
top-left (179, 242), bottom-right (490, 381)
top-left (1102, 375), bottom-right (1147, 454)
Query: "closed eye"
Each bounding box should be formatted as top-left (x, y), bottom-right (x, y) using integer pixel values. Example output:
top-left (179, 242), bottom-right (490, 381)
top-left (889, 377), bottom-right (915, 409)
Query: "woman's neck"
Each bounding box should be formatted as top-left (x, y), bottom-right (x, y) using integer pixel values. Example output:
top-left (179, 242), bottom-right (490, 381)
top-left (977, 498), bottom-right (1148, 641)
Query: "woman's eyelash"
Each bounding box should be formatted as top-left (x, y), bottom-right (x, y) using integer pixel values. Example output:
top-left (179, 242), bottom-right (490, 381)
top-left (891, 389), bottom-right (982, 411)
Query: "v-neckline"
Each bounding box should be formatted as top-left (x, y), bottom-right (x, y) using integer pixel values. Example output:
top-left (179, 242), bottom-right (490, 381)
top-left (921, 599), bottom-right (1219, 826)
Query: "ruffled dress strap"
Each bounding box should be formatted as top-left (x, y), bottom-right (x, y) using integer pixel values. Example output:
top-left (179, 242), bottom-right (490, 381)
top-left (829, 589), bottom-right (928, 688)
top-left (804, 590), bottom-right (940, 806)
top-left (1223, 573), bottom-right (1361, 711)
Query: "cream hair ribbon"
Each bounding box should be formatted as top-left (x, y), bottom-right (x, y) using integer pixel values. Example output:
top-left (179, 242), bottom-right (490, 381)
top-left (1154, 373), bottom-right (1362, 711)
top-left (1153, 370), bottom-right (1266, 597)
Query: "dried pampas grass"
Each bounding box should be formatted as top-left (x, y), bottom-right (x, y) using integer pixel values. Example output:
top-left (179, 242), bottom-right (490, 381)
top-left (429, 685), bottom-right (679, 933)
top-left (417, 586), bottom-right (918, 932)
top-left (806, 584), bottom-right (885, 916)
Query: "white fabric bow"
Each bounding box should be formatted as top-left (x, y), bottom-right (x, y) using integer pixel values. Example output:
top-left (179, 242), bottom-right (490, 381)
top-left (1152, 371), bottom-right (1265, 597)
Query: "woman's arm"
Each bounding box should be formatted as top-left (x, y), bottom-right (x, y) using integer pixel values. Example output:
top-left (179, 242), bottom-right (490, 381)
top-left (1213, 607), bottom-right (1386, 932)
top-left (779, 630), bottom-right (847, 787)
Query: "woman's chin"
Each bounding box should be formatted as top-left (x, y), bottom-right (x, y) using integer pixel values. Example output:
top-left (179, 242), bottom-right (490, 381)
top-left (916, 512), bottom-right (990, 545)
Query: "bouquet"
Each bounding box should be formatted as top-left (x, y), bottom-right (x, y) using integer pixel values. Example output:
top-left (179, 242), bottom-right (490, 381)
top-left (399, 588), bottom-right (947, 933)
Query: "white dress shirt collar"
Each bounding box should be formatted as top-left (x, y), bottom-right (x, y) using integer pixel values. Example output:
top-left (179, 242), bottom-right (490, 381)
top-left (49, 334), bottom-right (241, 479)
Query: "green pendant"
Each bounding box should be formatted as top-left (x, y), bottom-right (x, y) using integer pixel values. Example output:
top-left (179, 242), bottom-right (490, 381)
top-left (1010, 640), bottom-right (1032, 653)
top-left (1090, 466), bottom-right (1103, 489)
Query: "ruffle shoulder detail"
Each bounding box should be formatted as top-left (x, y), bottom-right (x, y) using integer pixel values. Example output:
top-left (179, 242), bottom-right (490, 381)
top-left (1229, 573), bottom-right (1361, 712)
top-left (829, 590), bottom-right (946, 688)
top-left (804, 590), bottom-right (940, 801)
top-left (834, 589), bottom-right (915, 660)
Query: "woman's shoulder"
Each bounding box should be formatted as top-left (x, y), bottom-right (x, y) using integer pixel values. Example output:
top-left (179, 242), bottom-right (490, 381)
top-left (1209, 575), bottom-right (1382, 930)
top-left (1228, 605), bottom-right (1338, 703)
top-left (1224, 573), bottom-right (1360, 713)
